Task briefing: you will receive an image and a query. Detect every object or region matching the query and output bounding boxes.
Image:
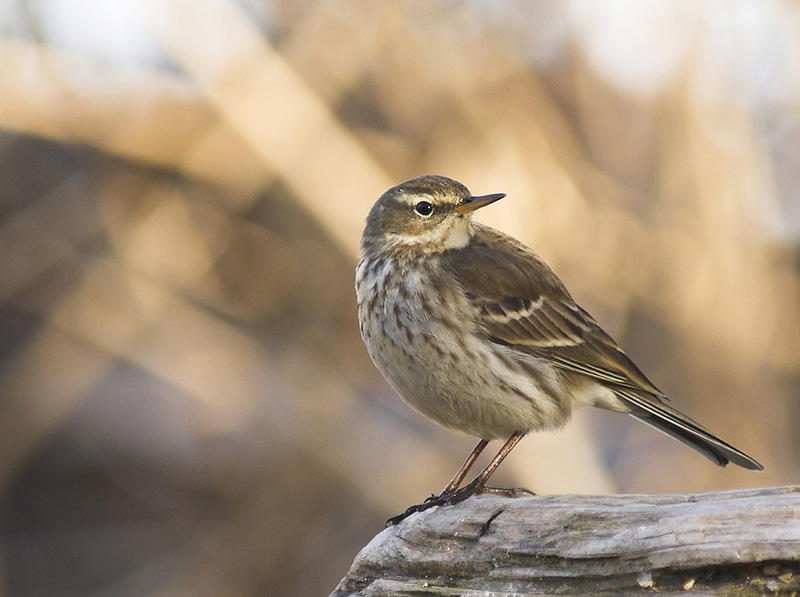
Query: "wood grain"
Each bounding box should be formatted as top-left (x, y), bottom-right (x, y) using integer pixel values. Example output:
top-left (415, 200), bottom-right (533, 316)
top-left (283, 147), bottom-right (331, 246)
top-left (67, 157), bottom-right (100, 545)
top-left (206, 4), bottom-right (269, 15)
top-left (333, 486), bottom-right (800, 596)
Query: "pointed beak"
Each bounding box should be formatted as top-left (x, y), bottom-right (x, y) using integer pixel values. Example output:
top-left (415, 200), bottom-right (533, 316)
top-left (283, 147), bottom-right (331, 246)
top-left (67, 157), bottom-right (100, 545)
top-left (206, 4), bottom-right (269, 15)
top-left (454, 192), bottom-right (506, 215)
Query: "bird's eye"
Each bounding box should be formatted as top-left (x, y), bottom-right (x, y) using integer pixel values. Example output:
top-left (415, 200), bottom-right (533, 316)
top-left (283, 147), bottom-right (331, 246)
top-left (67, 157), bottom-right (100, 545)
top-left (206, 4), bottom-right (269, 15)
top-left (414, 201), bottom-right (434, 217)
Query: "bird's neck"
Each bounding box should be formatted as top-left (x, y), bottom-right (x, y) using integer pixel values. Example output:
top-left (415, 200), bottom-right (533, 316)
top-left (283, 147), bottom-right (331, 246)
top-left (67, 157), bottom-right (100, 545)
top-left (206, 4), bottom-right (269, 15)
top-left (365, 220), bottom-right (474, 259)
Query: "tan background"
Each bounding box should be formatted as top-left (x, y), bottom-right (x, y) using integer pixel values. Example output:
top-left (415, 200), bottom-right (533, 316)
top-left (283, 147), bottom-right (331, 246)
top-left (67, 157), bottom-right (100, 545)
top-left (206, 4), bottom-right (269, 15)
top-left (1, 1), bottom-right (798, 595)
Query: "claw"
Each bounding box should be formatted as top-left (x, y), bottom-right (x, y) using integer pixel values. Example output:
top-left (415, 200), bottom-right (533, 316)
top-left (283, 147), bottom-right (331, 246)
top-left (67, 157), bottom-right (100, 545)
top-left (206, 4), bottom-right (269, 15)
top-left (384, 490), bottom-right (460, 527)
top-left (385, 482), bottom-right (534, 526)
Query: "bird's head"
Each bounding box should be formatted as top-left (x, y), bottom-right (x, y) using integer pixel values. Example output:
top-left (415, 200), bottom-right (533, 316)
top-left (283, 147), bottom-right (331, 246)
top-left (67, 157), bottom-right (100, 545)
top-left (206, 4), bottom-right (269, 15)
top-left (361, 175), bottom-right (505, 255)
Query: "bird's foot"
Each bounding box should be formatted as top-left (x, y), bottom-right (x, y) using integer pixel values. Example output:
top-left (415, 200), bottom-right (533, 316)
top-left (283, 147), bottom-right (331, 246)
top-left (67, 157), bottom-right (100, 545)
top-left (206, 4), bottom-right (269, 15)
top-left (384, 481), bottom-right (535, 527)
top-left (385, 486), bottom-right (473, 527)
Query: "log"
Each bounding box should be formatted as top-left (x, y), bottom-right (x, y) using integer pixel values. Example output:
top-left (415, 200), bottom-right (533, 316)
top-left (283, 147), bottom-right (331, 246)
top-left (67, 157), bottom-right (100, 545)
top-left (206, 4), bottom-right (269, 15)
top-left (332, 486), bottom-right (800, 596)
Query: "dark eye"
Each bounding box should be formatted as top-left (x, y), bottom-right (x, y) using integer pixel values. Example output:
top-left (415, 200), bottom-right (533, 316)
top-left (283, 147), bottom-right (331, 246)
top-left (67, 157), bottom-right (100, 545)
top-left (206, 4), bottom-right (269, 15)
top-left (414, 201), bottom-right (433, 217)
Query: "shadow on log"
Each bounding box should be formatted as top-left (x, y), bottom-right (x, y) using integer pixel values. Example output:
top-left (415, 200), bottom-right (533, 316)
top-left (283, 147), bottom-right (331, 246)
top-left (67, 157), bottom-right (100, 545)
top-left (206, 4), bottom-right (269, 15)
top-left (333, 486), bottom-right (800, 596)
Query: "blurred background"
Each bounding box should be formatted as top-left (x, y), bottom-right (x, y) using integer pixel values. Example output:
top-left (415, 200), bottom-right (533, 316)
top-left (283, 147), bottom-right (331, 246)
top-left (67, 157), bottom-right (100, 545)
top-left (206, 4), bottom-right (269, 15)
top-left (1, 0), bottom-right (799, 594)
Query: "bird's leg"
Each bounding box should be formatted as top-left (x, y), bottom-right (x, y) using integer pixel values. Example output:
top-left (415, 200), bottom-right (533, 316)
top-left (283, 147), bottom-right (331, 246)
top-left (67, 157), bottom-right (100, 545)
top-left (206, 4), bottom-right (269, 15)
top-left (446, 431), bottom-right (533, 504)
top-left (385, 432), bottom-right (532, 527)
top-left (385, 439), bottom-right (489, 527)
top-left (437, 438), bottom-right (490, 497)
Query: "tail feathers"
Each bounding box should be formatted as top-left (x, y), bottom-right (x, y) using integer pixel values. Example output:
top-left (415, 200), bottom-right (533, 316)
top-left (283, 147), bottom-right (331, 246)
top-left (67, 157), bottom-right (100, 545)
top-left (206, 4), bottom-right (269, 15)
top-left (614, 389), bottom-right (763, 471)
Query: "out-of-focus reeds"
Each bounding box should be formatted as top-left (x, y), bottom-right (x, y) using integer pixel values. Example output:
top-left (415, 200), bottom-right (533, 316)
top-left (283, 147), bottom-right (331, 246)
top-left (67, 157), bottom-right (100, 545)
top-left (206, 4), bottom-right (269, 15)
top-left (1, 1), bottom-right (798, 595)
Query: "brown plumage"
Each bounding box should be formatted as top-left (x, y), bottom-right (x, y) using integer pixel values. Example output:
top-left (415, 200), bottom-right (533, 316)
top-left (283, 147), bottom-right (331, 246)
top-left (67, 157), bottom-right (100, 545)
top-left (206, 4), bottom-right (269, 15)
top-left (442, 224), bottom-right (759, 469)
top-left (356, 175), bottom-right (762, 525)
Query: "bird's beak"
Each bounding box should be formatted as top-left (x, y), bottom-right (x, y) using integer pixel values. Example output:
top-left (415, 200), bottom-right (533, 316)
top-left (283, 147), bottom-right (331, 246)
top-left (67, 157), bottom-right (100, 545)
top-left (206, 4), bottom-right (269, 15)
top-left (454, 192), bottom-right (506, 215)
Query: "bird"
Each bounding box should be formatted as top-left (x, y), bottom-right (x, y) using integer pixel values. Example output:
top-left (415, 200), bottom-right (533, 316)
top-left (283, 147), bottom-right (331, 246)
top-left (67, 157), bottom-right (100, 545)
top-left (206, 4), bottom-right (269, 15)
top-left (355, 175), bottom-right (763, 526)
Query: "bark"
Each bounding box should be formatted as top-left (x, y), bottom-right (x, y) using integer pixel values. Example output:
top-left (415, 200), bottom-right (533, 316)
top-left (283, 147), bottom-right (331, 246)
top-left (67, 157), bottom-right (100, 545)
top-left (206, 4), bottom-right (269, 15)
top-left (333, 486), bottom-right (800, 596)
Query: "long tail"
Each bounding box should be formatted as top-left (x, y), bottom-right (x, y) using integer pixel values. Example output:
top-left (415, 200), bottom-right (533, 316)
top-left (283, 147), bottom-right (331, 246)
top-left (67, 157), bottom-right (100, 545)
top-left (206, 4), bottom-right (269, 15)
top-left (614, 389), bottom-right (763, 471)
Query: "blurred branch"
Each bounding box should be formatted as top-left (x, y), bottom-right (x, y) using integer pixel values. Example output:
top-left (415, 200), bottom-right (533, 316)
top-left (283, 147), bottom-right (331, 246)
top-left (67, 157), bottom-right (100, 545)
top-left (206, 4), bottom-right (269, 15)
top-left (0, 325), bottom-right (118, 491)
top-left (0, 38), bottom-right (270, 199)
top-left (144, 0), bottom-right (392, 257)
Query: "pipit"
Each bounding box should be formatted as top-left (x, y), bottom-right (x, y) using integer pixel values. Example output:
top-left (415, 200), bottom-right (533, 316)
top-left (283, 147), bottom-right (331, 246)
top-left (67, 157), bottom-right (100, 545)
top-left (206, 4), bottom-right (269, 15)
top-left (356, 175), bottom-right (762, 526)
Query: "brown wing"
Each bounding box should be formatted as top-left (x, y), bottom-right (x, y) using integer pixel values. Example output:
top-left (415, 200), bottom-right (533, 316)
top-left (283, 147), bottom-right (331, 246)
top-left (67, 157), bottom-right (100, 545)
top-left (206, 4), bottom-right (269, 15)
top-left (439, 225), bottom-right (763, 471)
top-left (440, 225), bottom-right (763, 470)
top-left (440, 224), bottom-right (665, 398)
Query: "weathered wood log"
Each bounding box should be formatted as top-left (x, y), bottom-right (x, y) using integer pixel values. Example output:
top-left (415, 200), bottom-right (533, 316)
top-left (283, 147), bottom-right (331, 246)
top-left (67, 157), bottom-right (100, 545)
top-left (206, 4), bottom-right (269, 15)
top-left (332, 486), bottom-right (800, 596)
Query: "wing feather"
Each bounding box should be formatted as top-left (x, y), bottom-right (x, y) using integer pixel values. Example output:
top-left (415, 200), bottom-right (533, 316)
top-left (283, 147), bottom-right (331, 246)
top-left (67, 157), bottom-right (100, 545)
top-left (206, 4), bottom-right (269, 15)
top-left (437, 224), bottom-right (763, 471)
top-left (440, 224), bottom-right (663, 397)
